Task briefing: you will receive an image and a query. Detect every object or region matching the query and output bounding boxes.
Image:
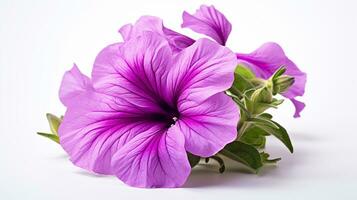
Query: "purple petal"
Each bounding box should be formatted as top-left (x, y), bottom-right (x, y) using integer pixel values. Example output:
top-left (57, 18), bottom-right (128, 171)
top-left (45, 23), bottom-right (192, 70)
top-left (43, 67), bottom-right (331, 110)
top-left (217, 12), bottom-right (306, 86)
top-left (119, 16), bottom-right (194, 52)
top-left (291, 98), bottom-right (305, 118)
top-left (59, 90), bottom-right (160, 175)
top-left (59, 64), bottom-right (93, 107)
top-left (182, 5), bottom-right (232, 45)
top-left (177, 93), bottom-right (239, 157)
top-left (167, 38), bottom-right (237, 105)
top-left (118, 24), bottom-right (133, 41)
top-left (91, 34), bottom-right (173, 113)
top-left (111, 125), bottom-right (190, 188)
top-left (236, 42), bottom-right (307, 117)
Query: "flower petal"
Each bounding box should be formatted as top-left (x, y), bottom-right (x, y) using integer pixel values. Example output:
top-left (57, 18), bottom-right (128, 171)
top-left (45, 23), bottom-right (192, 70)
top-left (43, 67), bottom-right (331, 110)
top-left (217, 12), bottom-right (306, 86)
top-left (291, 98), bottom-right (305, 118)
top-left (59, 87), bottom-right (168, 174)
top-left (236, 42), bottom-right (307, 117)
top-left (167, 38), bottom-right (237, 105)
top-left (91, 33), bottom-right (173, 112)
top-left (119, 16), bottom-right (194, 52)
top-left (182, 5), bottom-right (232, 45)
top-left (177, 93), bottom-right (239, 157)
top-left (111, 125), bottom-right (190, 188)
top-left (59, 64), bottom-right (93, 107)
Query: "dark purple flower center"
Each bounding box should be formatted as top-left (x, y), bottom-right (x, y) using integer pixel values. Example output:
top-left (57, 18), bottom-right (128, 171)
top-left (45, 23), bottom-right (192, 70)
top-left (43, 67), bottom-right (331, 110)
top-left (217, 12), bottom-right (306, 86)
top-left (150, 100), bottom-right (180, 128)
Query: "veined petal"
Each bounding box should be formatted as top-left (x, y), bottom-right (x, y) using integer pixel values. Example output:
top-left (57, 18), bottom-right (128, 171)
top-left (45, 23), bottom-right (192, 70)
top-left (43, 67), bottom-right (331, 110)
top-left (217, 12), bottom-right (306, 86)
top-left (111, 125), bottom-right (190, 188)
top-left (119, 16), bottom-right (194, 52)
top-left (182, 5), bottom-right (232, 45)
top-left (91, 33), bottom-right (174, 112)
top-left (59, 88), bottom-right (167, 175)
top-left (167, 38), bottom-right (237, 105)
top-left (59, 64), bottom-right (93, 107)
top-left (177, 93), bottom-right (239, 157)
top-left (236, 42), bottom-right (307, 117)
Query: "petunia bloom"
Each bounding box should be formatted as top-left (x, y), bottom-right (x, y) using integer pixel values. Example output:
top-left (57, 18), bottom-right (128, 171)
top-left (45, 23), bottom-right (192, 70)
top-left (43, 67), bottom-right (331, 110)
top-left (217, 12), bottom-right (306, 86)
top-left (181, 5), bottom-right (307, 117)
top-left (58, 32), bottom-right (239, 188)
top-left (236, 43), bottom-right (307, 118)
top-left (182, 5), bottom-right (231, 46)
top-left (119, 16), bottom-right (194, 52)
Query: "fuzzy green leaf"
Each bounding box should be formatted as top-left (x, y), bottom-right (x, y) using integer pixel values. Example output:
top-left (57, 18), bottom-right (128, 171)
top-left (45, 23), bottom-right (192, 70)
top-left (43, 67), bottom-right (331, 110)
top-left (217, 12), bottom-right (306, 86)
top-left (220, 141), bottom-right (263, 171)
top-left (240, 126), bottom-right (267, 149)
top-left (259, 113), bottom-right (273, 120)
top-left (252, 119), bottom-right (294, 153)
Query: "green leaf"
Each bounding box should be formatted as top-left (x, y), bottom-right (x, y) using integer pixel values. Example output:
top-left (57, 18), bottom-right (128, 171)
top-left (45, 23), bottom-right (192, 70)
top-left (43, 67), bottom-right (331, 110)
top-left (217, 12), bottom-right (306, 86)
top-left (220, 141), bottom-right (263, 171)
top-left (240, 126), bottom-right (267, 149)
top-left (46, 113), bottom-right (61, 135)
top-left (187, 152), bottom-right (200, 168)
top-left (260, 152), bottom-right (281, 164)
top-left (249, 117), bottom-right (280, 129)
top-left (270, 120), bottom-right (294, 153)
top-left (259, 113), bottom-right (273, 120)
top-left (252, 119), bottom-right (294, 153)
top-left (37, 132), bottom-right (60, 143)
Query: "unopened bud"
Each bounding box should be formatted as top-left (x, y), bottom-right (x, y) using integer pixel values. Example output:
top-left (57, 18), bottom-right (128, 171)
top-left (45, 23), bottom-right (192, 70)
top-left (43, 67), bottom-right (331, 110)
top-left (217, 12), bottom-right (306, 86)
top-left (273, 75), bottom-right (295, 95)
top-left (251, 86), bottom-right (273, 104)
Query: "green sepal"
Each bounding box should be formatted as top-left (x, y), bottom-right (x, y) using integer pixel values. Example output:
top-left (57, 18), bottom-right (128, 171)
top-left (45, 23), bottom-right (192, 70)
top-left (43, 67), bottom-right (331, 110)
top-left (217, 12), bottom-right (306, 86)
top-left (46, 113), bottom-right (62, 135)
top-left (37, 132), bottom-right (60, 143)
top-left (271, 67), bottom-right (286, 80)
top-left (187, 152), bottom-right (200, 168)
top-left (251, 87), bottom-right (273, 104)
top-left (220, 141), bottom-right (263, 172)
top-left (269, 66), bottom-right (295, 95)
top-left (253, 98), bottom-right (284, 114)
top-left (243, 95), bottom-right (254, 114)
top-left (38, 113), bottom-right (62, 144)
top-left (273, 75), bottom-right (294, 95)
top-left (230, 65), bottom-right (261, 97)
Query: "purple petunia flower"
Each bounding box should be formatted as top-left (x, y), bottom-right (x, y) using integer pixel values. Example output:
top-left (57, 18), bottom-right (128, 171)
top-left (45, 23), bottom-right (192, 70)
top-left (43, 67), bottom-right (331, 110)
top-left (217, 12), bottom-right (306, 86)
top-left (182, 5), bottom-right (232, 46)
top-left (119, 16), bottom-right (194, 52)
top-left (181, 5), bottom-right (307, 117)
top-left (58, 32), bottom-right (239, 188)
top-left (236, 43), bottom-right (307, 117)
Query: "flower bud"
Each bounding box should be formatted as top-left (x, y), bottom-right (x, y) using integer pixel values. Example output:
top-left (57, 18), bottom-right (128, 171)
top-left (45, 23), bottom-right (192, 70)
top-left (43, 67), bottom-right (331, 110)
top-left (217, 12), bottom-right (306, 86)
top-left (272, 75), bottom-right (295, 95)
top-left (251, 86), bottom-right (273, 104)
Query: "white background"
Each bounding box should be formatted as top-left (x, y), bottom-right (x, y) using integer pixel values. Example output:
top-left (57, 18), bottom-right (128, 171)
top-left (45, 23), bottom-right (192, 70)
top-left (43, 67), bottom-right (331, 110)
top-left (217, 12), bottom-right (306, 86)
top-left (1, 0), bottom-right (357, 199)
